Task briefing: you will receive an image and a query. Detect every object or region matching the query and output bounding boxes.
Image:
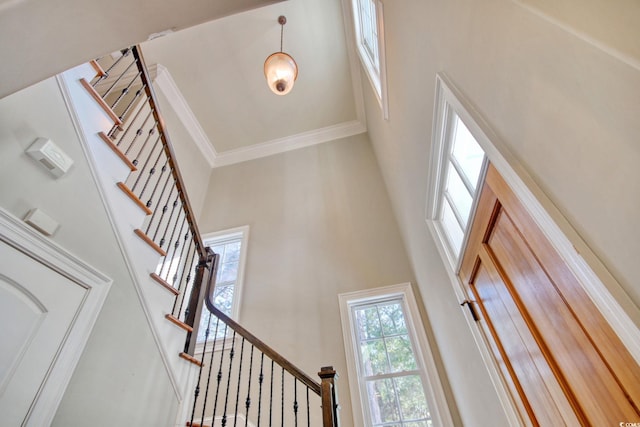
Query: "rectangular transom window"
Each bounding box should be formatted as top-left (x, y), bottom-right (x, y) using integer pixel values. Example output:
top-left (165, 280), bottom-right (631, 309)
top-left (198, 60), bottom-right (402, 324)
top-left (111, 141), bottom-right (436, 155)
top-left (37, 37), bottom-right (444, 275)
top-left (339, 284), bottom-right (453, 426)
top-left (196, 226), bottom-right (249, 344)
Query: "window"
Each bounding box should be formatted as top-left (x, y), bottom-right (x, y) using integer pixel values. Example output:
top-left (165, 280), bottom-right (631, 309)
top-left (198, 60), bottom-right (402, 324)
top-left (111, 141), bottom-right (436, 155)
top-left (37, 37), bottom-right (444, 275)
top-left (196, 226), bottom-right (249, 344)
top-left (426, 76), bottom-right (487, 271)
top-left (339, 284), bottom-right (453, 427)
top-left (352, 0), bottom-right (389, 119)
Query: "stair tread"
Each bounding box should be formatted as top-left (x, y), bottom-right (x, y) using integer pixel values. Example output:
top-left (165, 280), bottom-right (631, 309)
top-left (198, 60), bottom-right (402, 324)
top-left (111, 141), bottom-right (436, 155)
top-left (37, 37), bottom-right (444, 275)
top-left (134, 228), bottom-right (166, 256)
top-left (117, 182), bottom-right (153, 215)
top-left (179, 352), bottom-right (202, 367)
top-left (79, 77), bottom-right (123, 126)
top-left (150, 273), bottom-right (179, 296)
top-left (89, 59), bottom-right (106, 77)
top-left (98, 132), bottom-right (136, 171)
top-left (165, 314), bottom-right (192, 332)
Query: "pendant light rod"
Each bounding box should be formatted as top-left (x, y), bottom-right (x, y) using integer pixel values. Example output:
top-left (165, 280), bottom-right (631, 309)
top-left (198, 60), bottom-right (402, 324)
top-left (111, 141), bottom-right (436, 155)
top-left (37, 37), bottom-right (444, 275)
top-left (279, 15), bottom-right (286, 52)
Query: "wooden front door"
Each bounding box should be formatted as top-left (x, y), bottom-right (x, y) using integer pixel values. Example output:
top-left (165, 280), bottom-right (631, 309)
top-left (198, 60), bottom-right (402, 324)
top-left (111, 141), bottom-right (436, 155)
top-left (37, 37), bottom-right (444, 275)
top-left (459, 164), bottom-right (640, 425)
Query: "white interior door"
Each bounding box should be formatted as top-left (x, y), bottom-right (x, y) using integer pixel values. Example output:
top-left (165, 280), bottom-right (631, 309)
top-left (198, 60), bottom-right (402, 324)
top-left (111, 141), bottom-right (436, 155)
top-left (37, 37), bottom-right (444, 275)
top-left (0, 240), bottom-right (87, 426)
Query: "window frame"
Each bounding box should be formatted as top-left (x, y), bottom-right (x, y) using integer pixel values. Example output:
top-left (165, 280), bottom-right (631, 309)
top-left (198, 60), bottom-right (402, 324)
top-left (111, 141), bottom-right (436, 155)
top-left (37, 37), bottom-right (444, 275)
top-left (425, 80), bottom-right (488, 273)
top-left (351, 0), bottom-right (389, 119)
top-left (339, 283), bottom-right (454, 427)
top-left (195, 225), bottom-right (250, 353)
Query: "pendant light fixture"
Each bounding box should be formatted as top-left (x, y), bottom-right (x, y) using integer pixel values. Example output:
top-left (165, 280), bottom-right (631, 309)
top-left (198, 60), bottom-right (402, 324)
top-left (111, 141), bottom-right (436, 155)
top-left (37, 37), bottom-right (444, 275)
top-left (264, 15), bottom-right (298, 96)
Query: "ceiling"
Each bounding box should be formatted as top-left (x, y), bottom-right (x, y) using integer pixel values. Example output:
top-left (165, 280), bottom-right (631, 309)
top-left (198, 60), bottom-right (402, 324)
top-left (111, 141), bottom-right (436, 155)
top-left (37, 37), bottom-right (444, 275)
top-left (0, 0), bottom-right (283, 99)
top-left (140, 0), bottom-right (366, 167)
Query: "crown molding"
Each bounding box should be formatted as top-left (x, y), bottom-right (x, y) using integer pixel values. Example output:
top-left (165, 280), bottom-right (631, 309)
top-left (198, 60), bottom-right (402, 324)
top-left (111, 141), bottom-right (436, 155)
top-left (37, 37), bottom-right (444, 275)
top-left (151, 64), bottom-right (218, 168)
top-left (151, 64), bottom-right (367, 169)
top-left (212, 120), bottom-right (366, 167)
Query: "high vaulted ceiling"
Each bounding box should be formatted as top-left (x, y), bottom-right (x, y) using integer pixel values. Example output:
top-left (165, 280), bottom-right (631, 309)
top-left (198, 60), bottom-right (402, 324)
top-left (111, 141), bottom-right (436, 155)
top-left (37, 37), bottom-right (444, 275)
top-left (1, 0), bottom-right (365, 168)
top-left (141, 0), bottom-right (365, 167)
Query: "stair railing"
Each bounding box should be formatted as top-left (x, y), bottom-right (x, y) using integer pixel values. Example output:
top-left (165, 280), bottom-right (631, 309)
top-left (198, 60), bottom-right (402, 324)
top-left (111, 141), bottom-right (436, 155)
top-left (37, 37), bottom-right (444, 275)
top-left (188, 266), bottom-right (340, 427)
top-left (86, 46), bottom-right (210, 355)
top-left (86, 45), bottom-right (340, 425)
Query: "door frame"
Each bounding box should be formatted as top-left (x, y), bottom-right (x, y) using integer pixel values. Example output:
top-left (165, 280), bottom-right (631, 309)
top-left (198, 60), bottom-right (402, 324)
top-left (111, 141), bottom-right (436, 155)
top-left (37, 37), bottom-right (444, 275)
top-left (0, 207), bottom-right (112, 426)
top-left (427, 73), bottom-right (640, 425)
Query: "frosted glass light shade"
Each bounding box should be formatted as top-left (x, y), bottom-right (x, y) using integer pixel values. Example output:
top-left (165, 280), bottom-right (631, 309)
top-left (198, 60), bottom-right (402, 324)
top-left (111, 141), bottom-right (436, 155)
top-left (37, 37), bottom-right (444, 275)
top-left (264, 52), bottom-right (298, 95)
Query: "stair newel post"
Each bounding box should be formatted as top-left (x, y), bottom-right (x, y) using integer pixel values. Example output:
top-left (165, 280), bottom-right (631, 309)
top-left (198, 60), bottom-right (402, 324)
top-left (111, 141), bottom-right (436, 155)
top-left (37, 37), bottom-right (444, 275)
top-left (183, 248), bottom-right (219, 355)
top-left (319, 366), bottom-right (340, 427)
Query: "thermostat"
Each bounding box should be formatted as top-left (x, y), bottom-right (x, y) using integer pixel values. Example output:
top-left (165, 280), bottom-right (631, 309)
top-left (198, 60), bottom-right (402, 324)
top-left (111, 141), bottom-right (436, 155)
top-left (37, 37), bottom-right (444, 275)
top-left (26, 138), bottom-right (73, 178)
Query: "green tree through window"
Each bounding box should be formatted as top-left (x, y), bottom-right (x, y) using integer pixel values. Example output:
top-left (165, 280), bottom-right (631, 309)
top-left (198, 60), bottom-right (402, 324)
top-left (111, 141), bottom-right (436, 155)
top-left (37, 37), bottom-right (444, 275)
top-left (353, 300), bottom-right (433, 426)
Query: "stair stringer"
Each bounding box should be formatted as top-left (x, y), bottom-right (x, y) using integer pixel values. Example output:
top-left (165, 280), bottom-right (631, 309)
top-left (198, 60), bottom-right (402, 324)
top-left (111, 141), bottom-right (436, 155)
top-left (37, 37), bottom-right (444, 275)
top-left (57, 63), bottom-right (199, 404)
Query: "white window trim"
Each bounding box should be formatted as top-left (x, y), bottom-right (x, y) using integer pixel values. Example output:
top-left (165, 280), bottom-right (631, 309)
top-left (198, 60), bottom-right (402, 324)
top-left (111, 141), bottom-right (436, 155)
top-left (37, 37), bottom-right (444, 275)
top-left (426, 86), bottom-right (488, 273)
top-left (424, 72), bottom-right (640, 425)
top-left (196, 225), bottom-right (249, 354)
top-left (352, 0), bottom-right (389, 120)
top-left (338, 283), bottom-right (454, 427)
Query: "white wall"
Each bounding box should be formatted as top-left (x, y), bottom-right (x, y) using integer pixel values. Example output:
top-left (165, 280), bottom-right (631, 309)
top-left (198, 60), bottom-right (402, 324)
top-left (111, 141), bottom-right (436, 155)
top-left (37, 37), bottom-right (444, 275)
top-left (361, 0), bottom-right (640, 425)
top-left (197, 134), bottom-right (448, 426)
top-left (0, 77), bottom-right (178, 425)
top-left (152, 86), bottom-right (212, 219)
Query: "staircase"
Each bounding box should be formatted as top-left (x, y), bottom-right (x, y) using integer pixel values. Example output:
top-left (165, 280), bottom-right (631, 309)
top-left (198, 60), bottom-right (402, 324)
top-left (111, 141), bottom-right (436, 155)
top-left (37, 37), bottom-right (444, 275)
top-left (58, 46), bottom-right (340, 427)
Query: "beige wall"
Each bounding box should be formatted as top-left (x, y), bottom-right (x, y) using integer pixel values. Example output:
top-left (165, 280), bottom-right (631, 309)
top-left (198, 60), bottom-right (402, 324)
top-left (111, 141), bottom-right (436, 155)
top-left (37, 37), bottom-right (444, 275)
top-left (363, 0), bottom-right (640, 425)
top-left (0, 0), bottom-right (282, 99)
top-left (0, 77), bottom-right (178, 426)
top-left (197, 134), bottom-right (424, 426)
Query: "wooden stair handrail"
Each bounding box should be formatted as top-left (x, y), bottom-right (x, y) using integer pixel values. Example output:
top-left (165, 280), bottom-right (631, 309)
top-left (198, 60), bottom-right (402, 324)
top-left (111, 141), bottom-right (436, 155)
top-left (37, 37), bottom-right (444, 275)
top-left (203, 278), bottom-right (322, 396)
top-left (130, 46), bottom-right (207, 262)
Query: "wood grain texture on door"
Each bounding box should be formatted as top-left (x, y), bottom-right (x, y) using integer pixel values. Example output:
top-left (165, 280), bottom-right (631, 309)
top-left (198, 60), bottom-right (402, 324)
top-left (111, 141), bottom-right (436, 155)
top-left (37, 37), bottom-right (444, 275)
top-left (460, 164), bottom-right (640, 426)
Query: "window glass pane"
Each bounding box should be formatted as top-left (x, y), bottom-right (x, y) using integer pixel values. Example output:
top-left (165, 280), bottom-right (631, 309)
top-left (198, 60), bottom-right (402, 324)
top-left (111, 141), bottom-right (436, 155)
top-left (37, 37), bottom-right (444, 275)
top-left (405, 421), bottom-right (433, 427)
top-left (386, 336), bottom-right (417, 372)
top-left (378, 302), bottom-right (407, 335)
top-left (395, 375), bottom-right (430, 420)
top-left (441, 199), bottom-right (464, 254)
top-left (219, 261), bottom-right (238, 283)
top-left (224, 241), bottom-right (241, 262)
top-left (361, 339), bottom-right (389, 376)
top-left (366, 378), bottom-right (400, 423)
top-left (210, 244), bottom-right (225, 257)
top-left (348, 295), bottom-right (435, 427)
top-left (452, 117), bottom-right (484, 190)
top-left (444, 164), bottom-right (473, 226)
top-left (357, 0), bottom-right (380, 74)
top-left (196, 307), bottom-right (227, 342)
top-left (196, 310), bottom-right (213, 342)
top-left (197, 235), bottom-right (244, 343)
top-left (213, 284), bottom-right (234, 316)
top-left (355, 306), bottom-right (383, 339)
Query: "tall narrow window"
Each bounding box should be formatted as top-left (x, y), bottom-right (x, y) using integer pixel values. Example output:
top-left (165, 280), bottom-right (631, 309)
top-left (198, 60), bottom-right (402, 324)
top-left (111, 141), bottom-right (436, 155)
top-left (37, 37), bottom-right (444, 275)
top-left (440, 117), bottom-right (485, 254)
top-left (427, 76), bottom-right (487, 270)
top-left (196, 226), bottom-right (249, 343)
top-left (339, 284), bottom-right (453, 427)
top-left (352, 0), bottom-right (389, 118)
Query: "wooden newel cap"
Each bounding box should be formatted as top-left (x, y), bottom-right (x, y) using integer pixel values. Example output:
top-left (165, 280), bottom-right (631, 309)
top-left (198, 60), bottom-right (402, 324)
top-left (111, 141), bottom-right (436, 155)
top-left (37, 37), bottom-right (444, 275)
top-left (319, 366), bottom-right (338, 378)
